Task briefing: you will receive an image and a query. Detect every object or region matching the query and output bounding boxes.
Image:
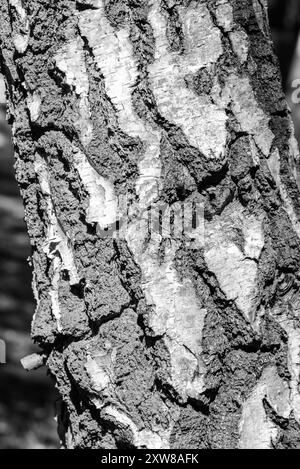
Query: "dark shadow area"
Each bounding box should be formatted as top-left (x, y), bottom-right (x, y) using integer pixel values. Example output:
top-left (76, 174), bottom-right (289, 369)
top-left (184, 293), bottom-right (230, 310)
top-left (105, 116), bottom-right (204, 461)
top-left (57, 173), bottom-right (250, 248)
top-left (269, 0), bottom-right (300, 89)
top-left (0, 102), bottom-right (58, 448)
top-left (269, 0), bottom-right (300, 143)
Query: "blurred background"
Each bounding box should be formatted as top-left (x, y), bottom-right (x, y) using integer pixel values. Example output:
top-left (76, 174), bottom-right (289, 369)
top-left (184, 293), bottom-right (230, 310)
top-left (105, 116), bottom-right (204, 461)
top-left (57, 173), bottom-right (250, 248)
top-left (0, 75), bottom-right (58, 448)
top-left (0, 0), bottom-right (300, 449)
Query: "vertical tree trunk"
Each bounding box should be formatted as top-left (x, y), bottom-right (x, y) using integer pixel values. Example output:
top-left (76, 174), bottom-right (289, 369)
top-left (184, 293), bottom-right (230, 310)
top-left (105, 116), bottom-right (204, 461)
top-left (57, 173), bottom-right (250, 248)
top-left (1, 0), bottom-right (300, 449)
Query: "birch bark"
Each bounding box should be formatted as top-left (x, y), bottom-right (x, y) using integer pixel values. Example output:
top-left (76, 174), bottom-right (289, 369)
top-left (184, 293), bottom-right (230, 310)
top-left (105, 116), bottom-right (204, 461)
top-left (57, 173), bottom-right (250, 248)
top-left (1, 0), bottom-right (300, 449)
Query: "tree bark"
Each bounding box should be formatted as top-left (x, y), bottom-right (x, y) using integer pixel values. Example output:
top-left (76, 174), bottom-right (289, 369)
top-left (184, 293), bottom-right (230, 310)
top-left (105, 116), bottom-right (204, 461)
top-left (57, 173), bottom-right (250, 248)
top-left (1, 0), bottom-right (300, 449)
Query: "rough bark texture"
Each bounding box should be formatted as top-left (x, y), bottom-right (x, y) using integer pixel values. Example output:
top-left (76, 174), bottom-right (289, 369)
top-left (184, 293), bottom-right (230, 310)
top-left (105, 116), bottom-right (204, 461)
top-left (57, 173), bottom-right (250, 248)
top-left (1, 0), bottom-right (300, 449)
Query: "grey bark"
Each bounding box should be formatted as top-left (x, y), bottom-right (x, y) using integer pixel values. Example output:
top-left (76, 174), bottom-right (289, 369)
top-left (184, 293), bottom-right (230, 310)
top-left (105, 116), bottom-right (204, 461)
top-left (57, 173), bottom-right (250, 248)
top-left (1, 0), bottom-right (300, 449)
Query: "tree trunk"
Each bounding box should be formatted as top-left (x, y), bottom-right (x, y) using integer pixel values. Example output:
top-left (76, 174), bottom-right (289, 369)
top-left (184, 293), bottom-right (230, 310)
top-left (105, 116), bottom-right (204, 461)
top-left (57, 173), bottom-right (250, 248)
top-left (1, 0), bottom-right (300, 450)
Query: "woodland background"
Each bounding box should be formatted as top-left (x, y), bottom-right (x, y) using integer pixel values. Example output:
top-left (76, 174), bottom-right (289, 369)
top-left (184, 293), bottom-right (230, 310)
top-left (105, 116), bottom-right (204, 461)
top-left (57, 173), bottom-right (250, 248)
top-left (0, 0), bottom-right (299, 449)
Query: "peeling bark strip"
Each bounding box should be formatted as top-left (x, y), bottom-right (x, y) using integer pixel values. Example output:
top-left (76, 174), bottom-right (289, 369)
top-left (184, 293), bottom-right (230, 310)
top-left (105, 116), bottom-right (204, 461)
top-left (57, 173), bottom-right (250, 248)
top-left (1, 0), bottom-right (300, 449)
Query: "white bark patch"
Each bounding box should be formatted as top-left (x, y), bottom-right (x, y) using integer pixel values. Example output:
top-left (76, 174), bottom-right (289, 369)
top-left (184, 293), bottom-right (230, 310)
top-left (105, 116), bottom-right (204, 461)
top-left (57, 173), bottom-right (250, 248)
top-left (73, 148), bottom-right (118, 229)
top-left (102, 405), bottom-right (174, 449)
top-left (34, 155), bottom-right (79, 330)
top-left (289, 133), bottom-right (300, 191)
top-left (77, 0), bottom-right (103, 6)
top-left (27, 92), bottom-right (41, 122)
top-left (215, 1), bottom-right (234, 32)
top-left (204, 202), bottom-right (264, 322)
top-left (49, 260), bottom-right (63, 333)
top-left (125, 219), bottom-right (207, 401)
top-left (214, 0), bottom-right (249, 63)
top-left (219, 74), bottom-right (274, 157)
top-left (230, 30), bottom-right (249, 63)
top-left (31, 272), bottom-right (40, 326)
top-left (238, 366), bottom-right (291, 449)
top-left (85, 345), bottom-right (117, 393)
top-left (148, 0), bottom-right (227, 159)
top-left (13, 34), bottom-right (29, 54)
top-left (79, 3), bottom-right (162, 209)
top-left (55, 37), bottom-right (93, 146)
top-left (283, 324), bottom-right (300, 423)
top-left (34, 156), bottom-right (79, 283)
top-left (244, 217), bottom-right (265, 260)
top-left (252, 0), bottom-right (269, 36)
top-left (9, 0), bottom-right (30, 53)
top-left (267, 148), bottom-right (280, 186)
